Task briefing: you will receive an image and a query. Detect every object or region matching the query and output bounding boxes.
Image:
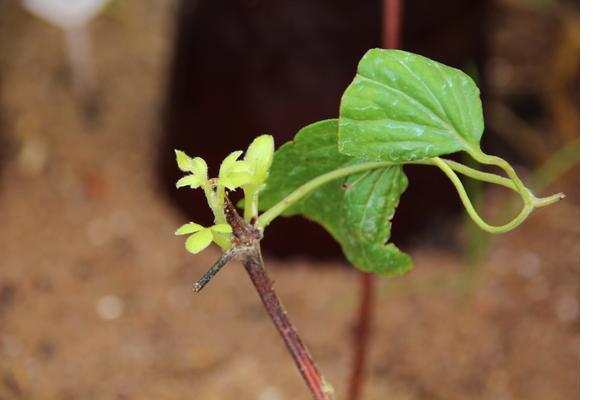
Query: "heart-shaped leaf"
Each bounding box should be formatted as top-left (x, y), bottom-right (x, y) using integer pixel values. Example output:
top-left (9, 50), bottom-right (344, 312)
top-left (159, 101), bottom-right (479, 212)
top-left (339, 48), bottom-right (484, 161)
top-left (259, 120), bottom-right (411, 275)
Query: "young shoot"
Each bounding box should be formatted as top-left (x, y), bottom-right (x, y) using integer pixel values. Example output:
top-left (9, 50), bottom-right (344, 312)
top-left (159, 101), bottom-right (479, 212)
top-left (174, 135), bottom-right (274, 251)
top-left (171, 48), bottom-right (564, 400)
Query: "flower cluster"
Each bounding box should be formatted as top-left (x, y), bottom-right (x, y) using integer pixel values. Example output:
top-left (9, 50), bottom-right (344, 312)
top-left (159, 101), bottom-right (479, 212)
top-left (174, 135), bottom-right (274, 254)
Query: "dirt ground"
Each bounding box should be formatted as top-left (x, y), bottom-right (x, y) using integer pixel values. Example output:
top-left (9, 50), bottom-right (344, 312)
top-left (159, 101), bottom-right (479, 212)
top-left (0, 1), bottom-right (579, 399)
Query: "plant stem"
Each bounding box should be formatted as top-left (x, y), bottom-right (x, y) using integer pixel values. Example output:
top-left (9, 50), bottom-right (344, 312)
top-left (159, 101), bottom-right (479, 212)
top-left (199, 181), bottom-right (227, 225)
top-left (347, 4), bottom-right (404, 399)
top-left (191, 247), bottom-right (333, 398)
top-left (435, 159), bottom-right (516, 191)
top-left (432, 157), bottom-right (564, 233)
top-left (431, 157), bottom-right (534, 233)
top-left (382, 0), bottom-right (403, 49)
top-left (347, 272), bottom-right (376, 400)
top-left (222, 197), bottom-right (334, 399)
top-left (192, 248), bottom-right (241, 292)
top-left (241, 246), bottom-right (335, 400)
top-left (257, 161), bottom-right (395, 228)
top-left (257, 158), bottom-right (518, 229)
top-left (243, 186), bottom-right (259, 221)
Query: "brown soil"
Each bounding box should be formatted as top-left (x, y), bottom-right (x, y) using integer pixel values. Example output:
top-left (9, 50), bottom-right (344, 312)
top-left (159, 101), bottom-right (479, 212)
top-left (0, 1), bottom-right (579, 399)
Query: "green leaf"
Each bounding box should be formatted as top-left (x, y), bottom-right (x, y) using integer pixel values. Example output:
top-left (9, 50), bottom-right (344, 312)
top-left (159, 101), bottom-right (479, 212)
top-left (185, 229), bottom-right (213, 254)
top-left (259, 119), bottom-right (412, 275)
top-left (339, 48), bottom-right (483, 161)
top-left (338, 167), bottom-right (410, 273)
top-left (175, 222), bottom-right (204, 235)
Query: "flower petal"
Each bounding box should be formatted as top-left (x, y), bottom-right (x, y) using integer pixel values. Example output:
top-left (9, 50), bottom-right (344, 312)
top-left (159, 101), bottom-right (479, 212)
top-left (210, 223), bottom-right (233, 233)
top-left (175, 150), bottom-right (193, 172)
top-left (219, 150), bottom-right (243, 177)
top-left (219, 172), bottom-right (254, 190)
top-left (176, 175), bottom-right (203, 189)
top-left (185, 229), bottom-right (213, 254)
top-left (245, 135), bottom-right (274, 184)
top-left (217, 177), bottom-right (236, 190)
top-left (212, 231), bottom-right (232, 250)
top-left (229, 160), bottom-right (253, 174)
top-left (190, 157), bottom-right (208, 178)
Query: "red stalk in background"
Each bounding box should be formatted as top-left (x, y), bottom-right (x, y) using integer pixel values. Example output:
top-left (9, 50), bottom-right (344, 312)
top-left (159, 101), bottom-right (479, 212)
top-left (347, 1), bottom-right (404, 399)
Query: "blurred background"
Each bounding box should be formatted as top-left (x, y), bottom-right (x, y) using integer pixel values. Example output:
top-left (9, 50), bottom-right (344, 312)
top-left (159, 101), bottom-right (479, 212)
top-left (0, 0), bottom-right (579, 399)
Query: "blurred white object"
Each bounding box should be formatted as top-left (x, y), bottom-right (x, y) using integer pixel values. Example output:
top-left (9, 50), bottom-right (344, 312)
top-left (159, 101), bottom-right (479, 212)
top-left (21, 0), bottom-right (108, 117)
top-left (22, 0), bottom-right (109, 29)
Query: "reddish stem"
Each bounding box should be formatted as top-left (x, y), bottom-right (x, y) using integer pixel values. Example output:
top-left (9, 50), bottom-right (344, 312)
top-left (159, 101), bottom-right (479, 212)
top-left (347, 2), bottom-right (404, 399)
top-left (382, 0), bottom-right (403, 50)
top-left (223, 196), bottom-right (333, 399)
top-left (347, 272), bottom-right (376, 400)
top-left (242, 248), bottom-right (334, 400)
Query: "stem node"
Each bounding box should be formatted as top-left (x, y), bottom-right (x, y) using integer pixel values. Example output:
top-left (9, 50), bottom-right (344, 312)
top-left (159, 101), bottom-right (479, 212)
top-left (201, 196), bottom-right (334, 399)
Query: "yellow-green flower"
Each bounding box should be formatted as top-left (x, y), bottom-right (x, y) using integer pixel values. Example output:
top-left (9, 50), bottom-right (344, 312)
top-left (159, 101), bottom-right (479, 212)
top-left (243, 135), bottom-right (274, 188)
top-left (217, 150), bottom-right (254, 190)
top-left (174, 150), bottom-right (208, 189)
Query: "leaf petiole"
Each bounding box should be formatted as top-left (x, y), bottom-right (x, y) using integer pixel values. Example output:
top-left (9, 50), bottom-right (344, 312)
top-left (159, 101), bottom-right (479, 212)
top-left (430, 157), bottom-right (534, 233)
top-left (256, 160), bottom-right (396, 229)
top-left (256, 156), bottom-right (544, 231)
top-left (423, 159), bottom-right (517, 191)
